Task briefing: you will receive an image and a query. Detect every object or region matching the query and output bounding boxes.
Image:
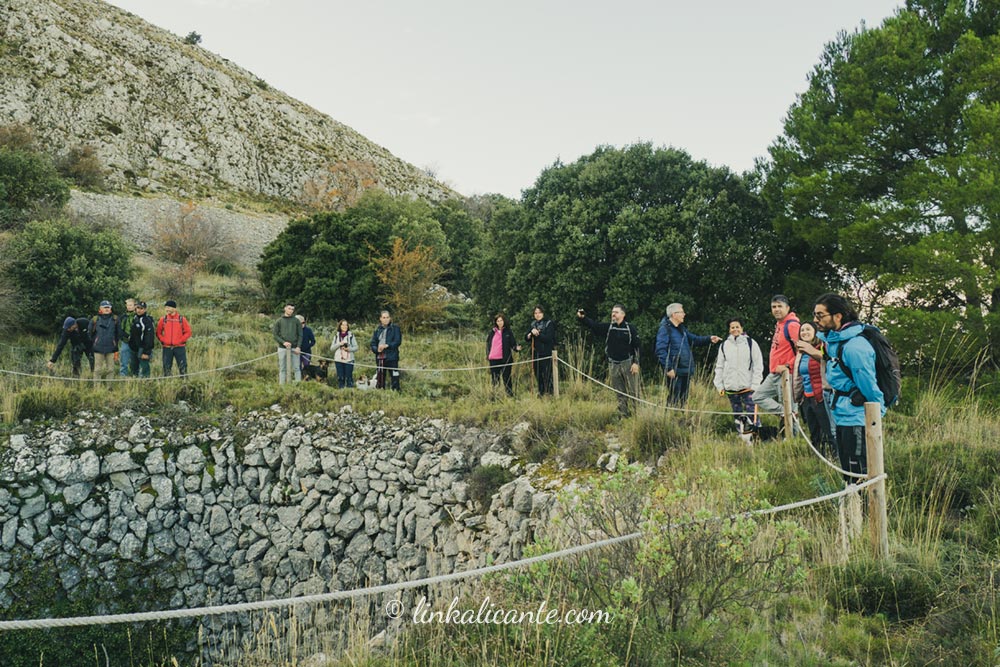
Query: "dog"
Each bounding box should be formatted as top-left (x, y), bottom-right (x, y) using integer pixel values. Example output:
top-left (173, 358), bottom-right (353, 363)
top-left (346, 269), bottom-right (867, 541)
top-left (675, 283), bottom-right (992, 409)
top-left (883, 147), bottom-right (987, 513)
top-left (302, 359), bottom-right (329, 382)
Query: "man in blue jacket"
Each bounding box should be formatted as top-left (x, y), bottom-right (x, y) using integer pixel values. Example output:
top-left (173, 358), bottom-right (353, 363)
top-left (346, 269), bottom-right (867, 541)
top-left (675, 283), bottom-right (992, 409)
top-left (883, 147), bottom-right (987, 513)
top-left (655, 303), bottom-right (720, 405)
top-left (370, 310), bottom-right (402, 391)
top-left (813, 293), bottom-right (885, 479)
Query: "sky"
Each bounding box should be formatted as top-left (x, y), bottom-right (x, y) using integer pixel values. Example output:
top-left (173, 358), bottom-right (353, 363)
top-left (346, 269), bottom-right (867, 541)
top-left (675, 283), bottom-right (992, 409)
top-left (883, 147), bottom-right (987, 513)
top-left (105, 0), bottom-right (902, 199)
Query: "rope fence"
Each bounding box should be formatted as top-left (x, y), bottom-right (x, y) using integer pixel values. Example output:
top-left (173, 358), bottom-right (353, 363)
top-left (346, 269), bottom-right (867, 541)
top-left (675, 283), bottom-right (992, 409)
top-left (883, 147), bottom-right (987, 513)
top-left (0, 474), bottom-right (885, 631)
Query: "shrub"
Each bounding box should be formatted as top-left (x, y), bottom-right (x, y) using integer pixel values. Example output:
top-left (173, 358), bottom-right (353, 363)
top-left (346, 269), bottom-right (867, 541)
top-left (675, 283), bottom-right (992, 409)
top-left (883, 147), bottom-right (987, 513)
top-left (467, 464), bottom-right (513, 512)
top-left (3, 218), bottom-right (133, 332)
top-left (0, 123), bottom-right (36, 151)
top-left (0, 148), bottom-right (70, 228)
top-left (56, 144), bottom-right (106, 190)
top-left (152, 201), bottom-right (239, 275)
top-left (825, 558), bottom-right (939, 622)
top-left (557, 427), bottom-right (603, 468)
top-left (183, 30), bottom-right (202, 45)
top-left (621, 409), bottom-right (691, 462)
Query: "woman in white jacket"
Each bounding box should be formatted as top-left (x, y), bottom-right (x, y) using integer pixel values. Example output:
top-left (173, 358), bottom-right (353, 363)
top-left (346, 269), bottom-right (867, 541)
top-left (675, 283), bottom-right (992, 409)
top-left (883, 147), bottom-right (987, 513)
top-left (331, 319), bottom-right (359, 388)
top-left (714, 317), bottom-right (765, 436)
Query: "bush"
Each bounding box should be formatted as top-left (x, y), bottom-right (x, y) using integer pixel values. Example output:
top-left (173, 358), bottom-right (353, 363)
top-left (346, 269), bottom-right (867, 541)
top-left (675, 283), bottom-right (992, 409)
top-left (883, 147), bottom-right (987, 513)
top-left (56, 144), bottom-right (106, 190)
top-left (557, 427), bottom-right (603, 468)
top-left (0, 148), bottom-right (70, 228)
top-left (467, 464), bottom-right (513, 512)
top-left (826, 558), bottom-right (939, 622)
top-left (3, 218), bottom-right (134, 332)
top-left (153, 201), bottom-right (239, 275)
top-left (622, 409), bottom-right (691, 462)
top-left (183, 31), bottom-right (202, 45)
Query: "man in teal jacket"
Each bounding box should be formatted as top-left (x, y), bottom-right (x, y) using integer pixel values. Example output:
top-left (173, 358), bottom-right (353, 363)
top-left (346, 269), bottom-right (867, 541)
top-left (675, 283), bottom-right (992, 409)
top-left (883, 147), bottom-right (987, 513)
top-left (813, 293), bottom-right (885, 479)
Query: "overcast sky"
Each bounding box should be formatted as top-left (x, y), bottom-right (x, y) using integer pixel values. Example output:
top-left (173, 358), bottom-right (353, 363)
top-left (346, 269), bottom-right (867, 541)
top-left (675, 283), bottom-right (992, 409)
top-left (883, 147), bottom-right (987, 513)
top-left (105, 0), bottom-right (901, 198)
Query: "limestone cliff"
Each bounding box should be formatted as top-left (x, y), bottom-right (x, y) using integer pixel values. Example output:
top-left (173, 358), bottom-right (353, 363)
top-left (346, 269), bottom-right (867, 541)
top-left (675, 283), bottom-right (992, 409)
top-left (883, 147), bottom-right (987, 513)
top-left (0, 0), bottom-right (455, 205)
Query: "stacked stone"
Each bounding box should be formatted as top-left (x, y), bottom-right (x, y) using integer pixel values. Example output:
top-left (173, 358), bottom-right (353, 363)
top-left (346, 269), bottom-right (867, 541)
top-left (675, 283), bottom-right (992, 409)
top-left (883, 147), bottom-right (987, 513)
top-left (0, 409), bottom-right (554, 623)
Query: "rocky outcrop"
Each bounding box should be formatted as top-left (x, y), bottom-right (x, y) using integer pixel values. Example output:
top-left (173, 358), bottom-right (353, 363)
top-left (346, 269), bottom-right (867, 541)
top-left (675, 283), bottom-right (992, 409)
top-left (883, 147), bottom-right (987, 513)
top-left (0, 408), bottom-right (553, 637)
top-left (0, 0), bottom-right (456, 205)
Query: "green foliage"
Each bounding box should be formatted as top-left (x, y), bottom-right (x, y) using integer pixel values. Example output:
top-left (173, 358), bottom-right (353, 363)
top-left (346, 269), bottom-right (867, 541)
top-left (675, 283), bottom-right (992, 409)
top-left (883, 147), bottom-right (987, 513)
top-left (0, 147), bottom-right (70, 228)
top-left (431, 198), bottom-right (485, 294)
top-left (0, 554), bottom-right (194, 667)
top-left (183, 30), bottom-right (202, 45)
top-left (55, 144), bottom-right (106, 190)
top-left (825, 558), bottom-right (939, 622)
top-left (3, 218), bottom-right (134, 332)
top-left (258, 190), bottom-right (454, 321)
top-left (466, 464), bottom-right (513, 511)
top-left (470, 144), bottom-right (780, 356)
top-left (764, 3), bottom-right (1000, 362)
top-left (621, 408), bottom-right (692, 462)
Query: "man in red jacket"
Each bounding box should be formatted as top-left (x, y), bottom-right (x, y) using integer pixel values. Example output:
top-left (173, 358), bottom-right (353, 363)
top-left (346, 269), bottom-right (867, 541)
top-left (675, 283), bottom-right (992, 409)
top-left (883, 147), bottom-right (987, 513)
top-left (156, 299), bottom-right (191, 376)
top-left (752, 295), bottom-right (801, 415)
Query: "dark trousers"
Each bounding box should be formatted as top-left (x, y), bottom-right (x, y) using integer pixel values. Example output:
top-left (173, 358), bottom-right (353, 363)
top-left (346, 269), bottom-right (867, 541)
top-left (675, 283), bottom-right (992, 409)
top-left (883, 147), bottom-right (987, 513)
top-left (163, 346), bottom-right (188, 376)
top-left (532, 356), bottom-right (553, 396)
top-left (726, 390), bottom-right (758, 430)
top-left (801, 396), bottom-right (835, 456)
top-left (335, 361), bottom-right (355, 388)
top-left (665, 373), bottom-right (692, 405)
top-left (836, 426), bottom-right (868, 480)
top-left (71, 346), bottom-right (95, 377)
top-left (489, 359), bottom-right (513, 396)
top-left (376, 357), bottom-right (400, 391)
top-left (129, 350), bottom-right (151, 378)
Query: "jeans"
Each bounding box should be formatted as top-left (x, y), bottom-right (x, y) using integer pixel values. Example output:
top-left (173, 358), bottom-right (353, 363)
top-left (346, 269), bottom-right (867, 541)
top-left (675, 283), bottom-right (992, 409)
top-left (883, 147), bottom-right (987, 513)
top-left (163, 346), bottom-right (188, 376)
top-left (752, 372), bottom-right (797, 415)
top-left (119, 341), bottom-right (132, 376)
top-left (665, 372), bottom-right (691, 406)
top-left (277, 347), bottom-right (301, 384)
top-left (335, 361), bottom-right (355, 388)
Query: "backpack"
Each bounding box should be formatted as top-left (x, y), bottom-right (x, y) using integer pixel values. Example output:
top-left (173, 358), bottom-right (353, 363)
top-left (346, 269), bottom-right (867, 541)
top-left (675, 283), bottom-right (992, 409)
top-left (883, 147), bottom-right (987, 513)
top-left (836, 325), bottom-right (901, 408)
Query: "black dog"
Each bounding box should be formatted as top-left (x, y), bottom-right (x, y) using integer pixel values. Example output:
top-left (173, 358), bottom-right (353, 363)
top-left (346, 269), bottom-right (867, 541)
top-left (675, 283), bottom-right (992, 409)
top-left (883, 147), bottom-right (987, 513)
top-left (302, 359), bottom-right (329, 382)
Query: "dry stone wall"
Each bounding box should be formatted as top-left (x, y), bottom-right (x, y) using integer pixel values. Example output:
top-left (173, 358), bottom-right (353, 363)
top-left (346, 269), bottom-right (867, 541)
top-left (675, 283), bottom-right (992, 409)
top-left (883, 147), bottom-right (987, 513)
top-left (0, 408), bottom-right (553, 625)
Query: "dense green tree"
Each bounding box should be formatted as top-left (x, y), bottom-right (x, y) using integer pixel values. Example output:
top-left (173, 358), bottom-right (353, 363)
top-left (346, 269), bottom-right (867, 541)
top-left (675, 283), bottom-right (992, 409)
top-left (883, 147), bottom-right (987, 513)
top-left (0, 148), bottom-right (70, 228)
top-left (431, 198), bottom-right (484, 295)
top-left (764, 0), bottom-right (1000, 362)
top-left (470, 144), bottom-right (780, 352)
top-left (3, 219), bottom-right (134, 332)
top-left (258, 190), bottom-right (455, 321)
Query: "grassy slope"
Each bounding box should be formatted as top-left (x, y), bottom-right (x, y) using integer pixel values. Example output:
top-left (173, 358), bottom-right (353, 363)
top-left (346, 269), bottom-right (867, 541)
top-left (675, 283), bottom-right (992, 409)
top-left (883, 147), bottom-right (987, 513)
top-left (2, 261), bottom-right (1000, 666)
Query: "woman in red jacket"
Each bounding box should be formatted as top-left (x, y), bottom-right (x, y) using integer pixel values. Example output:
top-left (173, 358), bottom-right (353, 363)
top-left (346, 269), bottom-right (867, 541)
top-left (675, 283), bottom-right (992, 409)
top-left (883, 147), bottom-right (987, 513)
top-left (793, 322), bottom-right (835, 456)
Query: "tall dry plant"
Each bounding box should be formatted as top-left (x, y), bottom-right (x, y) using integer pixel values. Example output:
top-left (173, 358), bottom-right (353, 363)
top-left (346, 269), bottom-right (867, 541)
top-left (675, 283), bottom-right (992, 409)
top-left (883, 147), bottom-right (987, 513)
top-left (153, 201), bottom-right (238, 274)
top-left (370, 237), bottom-right (446, 333)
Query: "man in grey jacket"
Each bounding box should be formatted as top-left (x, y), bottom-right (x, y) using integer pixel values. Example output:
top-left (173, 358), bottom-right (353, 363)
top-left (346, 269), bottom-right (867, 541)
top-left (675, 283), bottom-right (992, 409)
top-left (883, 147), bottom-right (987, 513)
top-left (273, 304), bottom-right (302, 384)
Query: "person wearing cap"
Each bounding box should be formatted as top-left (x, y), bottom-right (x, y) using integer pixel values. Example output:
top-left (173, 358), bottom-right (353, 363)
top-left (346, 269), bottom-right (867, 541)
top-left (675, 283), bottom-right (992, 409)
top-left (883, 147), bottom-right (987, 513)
top-left (273, 304), bottom-right (302, 384)
top-left (156, 299), bottom-right (191, 376)
top-left (47, 316), bottom-right (94, 377)
top-left (117, 298), bottom-right (137, 376)
top-left (91, 300), bottom-right (120, 379)
top-left (128, 301), bottom-right (156, 378)
top-left (752, 294), bottom-right (802, 416)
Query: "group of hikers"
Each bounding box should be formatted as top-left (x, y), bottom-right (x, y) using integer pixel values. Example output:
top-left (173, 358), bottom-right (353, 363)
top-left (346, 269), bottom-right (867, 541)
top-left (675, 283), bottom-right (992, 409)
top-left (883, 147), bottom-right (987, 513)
top-left (48, 292), bottom-right (889, 476)
top-left (48, 298), bottom-right (191, 378)
top-left (568, 293), bottom-right (890, 478)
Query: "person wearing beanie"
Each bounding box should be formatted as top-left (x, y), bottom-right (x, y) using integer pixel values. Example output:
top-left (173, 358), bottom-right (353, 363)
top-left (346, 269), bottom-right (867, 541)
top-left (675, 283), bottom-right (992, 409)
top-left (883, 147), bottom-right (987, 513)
top-left (91, 300), bottom-right (119, 380)
top-left (47, 316), bottom-right (94, 377)
top-left (156, 299), bottom-right (191, 376)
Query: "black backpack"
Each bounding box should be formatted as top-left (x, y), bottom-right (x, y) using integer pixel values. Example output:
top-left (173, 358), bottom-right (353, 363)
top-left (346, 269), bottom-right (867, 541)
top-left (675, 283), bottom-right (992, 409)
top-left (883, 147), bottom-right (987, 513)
top-left (836, 325), bottom-right (901, 408)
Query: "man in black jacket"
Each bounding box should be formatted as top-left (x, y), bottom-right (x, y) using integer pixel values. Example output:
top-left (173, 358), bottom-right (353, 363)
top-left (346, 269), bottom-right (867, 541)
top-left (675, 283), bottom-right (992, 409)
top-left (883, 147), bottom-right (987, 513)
top-left (128, 301), bottom-right (156, 378)
top-left (524, 305), bottom-right (556, 397)
top-left (578, 304), bottom-right (642, 417)
top-left (47, 317), bottom-right (94, 377)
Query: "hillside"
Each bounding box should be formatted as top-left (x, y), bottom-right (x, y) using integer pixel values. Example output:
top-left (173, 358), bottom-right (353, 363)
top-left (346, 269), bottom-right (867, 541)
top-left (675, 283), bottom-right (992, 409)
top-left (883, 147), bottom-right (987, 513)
top-left (0, 0), bottom-right (455, 206)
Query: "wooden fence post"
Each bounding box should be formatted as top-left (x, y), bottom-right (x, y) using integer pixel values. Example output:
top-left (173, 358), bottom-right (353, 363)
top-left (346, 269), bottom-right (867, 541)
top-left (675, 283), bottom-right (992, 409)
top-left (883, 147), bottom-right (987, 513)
top-left (551, 350), bottom-right (560, 398)
top-left (781, 368), bottom-right (794, 441)
top-left (865, 402), bottom-right (889, 559)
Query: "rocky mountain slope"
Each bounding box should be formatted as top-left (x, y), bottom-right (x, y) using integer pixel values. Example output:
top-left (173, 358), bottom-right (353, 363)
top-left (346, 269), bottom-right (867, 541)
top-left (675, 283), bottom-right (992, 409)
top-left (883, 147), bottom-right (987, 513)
top-left (0, 0), bottom-right (455, 206)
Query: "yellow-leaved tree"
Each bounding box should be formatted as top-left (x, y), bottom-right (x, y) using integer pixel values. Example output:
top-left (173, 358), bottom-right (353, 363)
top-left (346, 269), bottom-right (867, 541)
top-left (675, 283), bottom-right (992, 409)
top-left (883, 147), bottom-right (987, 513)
top-left (370, 237), bottom-right (446, 332)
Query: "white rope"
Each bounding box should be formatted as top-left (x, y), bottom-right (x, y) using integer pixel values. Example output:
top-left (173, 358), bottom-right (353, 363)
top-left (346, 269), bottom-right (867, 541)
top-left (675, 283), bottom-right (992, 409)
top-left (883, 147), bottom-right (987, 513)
top-left (793, 413), bottom-right (867, 479)
top-left (309, 353), bottom-right (550, 373)
top-left (557, 357), bottom-right (739, 416)
top-left (0, 352), bottom-right (278, 383)
top-left (0, 475), bottom-right (884, 631)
